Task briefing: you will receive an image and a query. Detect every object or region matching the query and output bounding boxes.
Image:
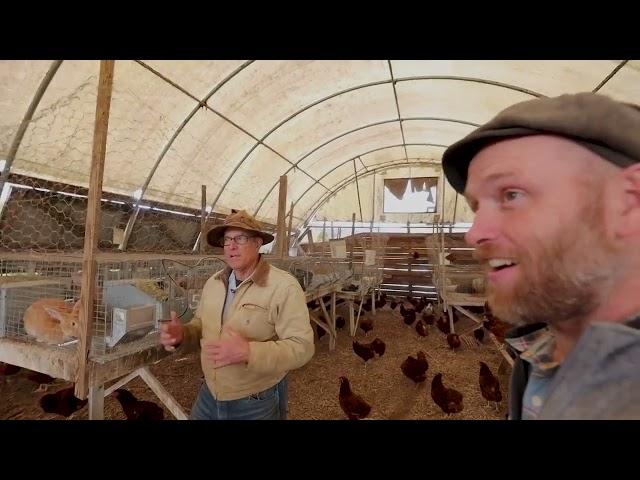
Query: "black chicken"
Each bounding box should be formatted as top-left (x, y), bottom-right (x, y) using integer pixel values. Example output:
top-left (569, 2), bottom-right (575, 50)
top-left (113, 389), bottom-right (164, 421)
top-left (401, 351), bottom-right (429, 384)
top-left (39, 386), bottom-right (88, 417)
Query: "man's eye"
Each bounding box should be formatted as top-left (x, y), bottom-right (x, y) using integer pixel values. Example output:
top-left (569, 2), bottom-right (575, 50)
top-left (503, 190), bottom-right (523, 202)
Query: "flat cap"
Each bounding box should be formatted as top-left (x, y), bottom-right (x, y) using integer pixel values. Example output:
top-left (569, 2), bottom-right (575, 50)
top-left (442, 92), bottom-right (640, 194)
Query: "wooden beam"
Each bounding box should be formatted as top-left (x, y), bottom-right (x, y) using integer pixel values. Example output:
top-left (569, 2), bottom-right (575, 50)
top-left (138, 366), bottom-right (188, 420)
top-left (90, 344), bottom-right (173, 387)
top-left (349, 212), bottom-right (356, 267)
top-left (286, 202), bottom-right (294, 254)
top-left (274, 175), bottom-right (288, 258)
top-left (76, 60), bottom-right (115, 399)
top-left (0, 338), bottom-right (78, 380)
top-left (200, 185), bottom-right (207, 254)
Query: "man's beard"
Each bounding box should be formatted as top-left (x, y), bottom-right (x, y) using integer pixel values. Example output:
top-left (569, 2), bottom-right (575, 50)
top-left (482, 201), bottom-right (618, 326)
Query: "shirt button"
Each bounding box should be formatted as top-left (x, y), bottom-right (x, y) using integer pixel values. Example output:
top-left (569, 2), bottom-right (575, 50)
top-left (531, 395), bottom-right (543, 408)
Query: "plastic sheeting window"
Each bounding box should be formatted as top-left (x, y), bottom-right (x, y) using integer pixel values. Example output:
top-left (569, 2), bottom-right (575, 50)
top-left (383, 177), bottom-right (437, 213)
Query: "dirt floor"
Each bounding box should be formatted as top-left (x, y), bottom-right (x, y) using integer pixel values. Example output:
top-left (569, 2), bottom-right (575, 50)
top-left (0, 304), bottom-right (510, 420)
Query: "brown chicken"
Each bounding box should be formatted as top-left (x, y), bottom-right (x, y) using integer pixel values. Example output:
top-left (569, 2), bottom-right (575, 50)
top-left (412, 251), bottom-right (420, 259)
top-left (436, 314), bottom-right (451, 334)
top-left (359, 315), bottom-right (373, 334)
top-left (39, 386), bottom-right (88, 417)
top-left (390, 300), bottom-right (398, 310)
top-left (405, 296), bottom-right (418, 307)
top-left (479, 362), bottom-right (503, 410)
top-left (400, 306), bottom-right (416, 326)
top-left (415, 319), bottom-right (428, 337)
top-left (371, 338), bottom-right (386, 357)
top-left (483, 314), bottom-right (511, 343)
top-left (430, 373), bottom-right (464, 415)
top-left (317, 324), bottom-right (327, 340)
top-left (27, 371), bottom-right (55, 384)
top-left (473, 328), bottom-right (485, 344)
top-left (401, 351), bottom-right (429, 384)
top-left (335, 316), bottom-right (346, 330)
top-left (113, 389), bottom-right (164, 421)
top-left (352, 340), bottom-right (377, 364)
top-left (0, 362), bottom-right (21, 376)
top-left (415, 298), bottom-right (427, 313)
top-left (422, 311), bottom-right (435, 325)
top-left (338, 377), bottom-right (371, 420)
top-left (447, 333), bottom-right (461, 350)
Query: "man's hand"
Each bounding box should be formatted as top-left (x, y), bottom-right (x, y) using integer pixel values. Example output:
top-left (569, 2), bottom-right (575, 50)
top-left (203, 328), bottom-right (250, 368)
top-left (159, 311), bottom-right (184, 352)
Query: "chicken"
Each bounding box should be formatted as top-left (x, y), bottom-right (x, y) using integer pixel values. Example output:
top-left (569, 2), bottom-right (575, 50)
top-left (401, 351), bottom-right (429, 384)
top-left (343, 283), bottom-right (359, 292)
top-left (112, 388), bottom-right (164, 421)
top-left (317, 325), bottom-right (326, 340)
top-left (415, 319), bottom-right (428, 337)
top-left (306, 300), bottom-right (318, 309)
top-left (374, 296), bottom-right (387, 310)
top-left (335, 315), bottom-right (345, 330)
top-left (390, 301), bottom-right (398, 310)
top-left (338, 377), bottom-right (371, 420)
top-left (405, 296), bottom-right (418, 307)
top-left (430, 373), bottom-right (464, 415)
top-left (436, 314), bottom-right (451, 334)
top-left (371, 338), bottom-right (386, 357)
top-left (483, 314), bottom-right (511, 343)
top-left (447, 333), bottom-right (461, 351)
top-left (359, 316), bottom-right (373, 335)
top-left (27, 371), bottom-right (55, 384)
top-left (422, 311), bottom-right (435, 325)
top-left (0, 362), bottom-right (21, 376)
top-left (412, 251), bottom-right (420, 259)
top-left (479, 362), bottom-right (503, 410)
top-left (473, 328), bottom-right (485, 344)
top-left (352, 339), bottom-right (381, 364)
top-left (39, 386), bottom-right (88, 417)
top-left (400, 305), bottom-right (416, 327)
top-left (415, 298), bottom-right (427, 313)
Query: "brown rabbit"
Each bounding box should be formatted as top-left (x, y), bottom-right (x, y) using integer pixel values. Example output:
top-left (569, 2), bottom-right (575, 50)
top-left (23, 298), bottom-right (81, 345)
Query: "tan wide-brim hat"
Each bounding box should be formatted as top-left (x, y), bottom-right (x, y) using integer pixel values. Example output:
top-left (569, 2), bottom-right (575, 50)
top-left (442, 92), bottom-right (640, 194)
top-left (206, 209), bottom-right (275, 247)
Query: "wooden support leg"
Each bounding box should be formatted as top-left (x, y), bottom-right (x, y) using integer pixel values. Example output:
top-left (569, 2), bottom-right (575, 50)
top-left (138, 367), bottom-right (188, 420)
top-left (371, 290), bottom-right (376, 316)
top-left (89, 385), bottom-right (105, 420)
top-left (349, 300), bottom-right (355, 336)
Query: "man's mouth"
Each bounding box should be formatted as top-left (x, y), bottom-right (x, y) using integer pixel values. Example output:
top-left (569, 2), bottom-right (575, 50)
top-left (486, 258), bottom-right (518, 274)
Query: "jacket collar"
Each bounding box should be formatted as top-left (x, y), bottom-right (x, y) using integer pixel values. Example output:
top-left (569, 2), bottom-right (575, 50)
top-left (215, 255), bottom-right (270, 289)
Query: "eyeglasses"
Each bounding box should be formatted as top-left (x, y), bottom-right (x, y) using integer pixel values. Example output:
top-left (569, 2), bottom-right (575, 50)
top-left (221, 234), bottom-right (255, 246)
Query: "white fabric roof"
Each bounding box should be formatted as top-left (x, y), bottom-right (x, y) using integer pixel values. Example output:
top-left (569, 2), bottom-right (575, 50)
top-left (2, 60), bottom-right (638, 232)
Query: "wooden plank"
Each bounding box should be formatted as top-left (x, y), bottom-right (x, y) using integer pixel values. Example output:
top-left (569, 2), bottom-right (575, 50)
top-left (88, 385), bottom-right (105, 420)
top-left (200, 185), bottom-right (207, 254)
top-left (89, 344), bottom-right (173, 387)
top-left (103, 369), bottom-right (140, 397)
top-left (0, 338), bottom-right (78, 380)
top-left (274, 175), bottom-right (288, 258)
top-left (76, 60), bottom-right (115, 400)
top-left (138, 366), bottom-right (188, 420)
top-left (286, 202), bottom-right (294, 254)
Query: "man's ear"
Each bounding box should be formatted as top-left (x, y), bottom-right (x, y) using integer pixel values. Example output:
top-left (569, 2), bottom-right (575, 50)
top-left (613, 164), bottom-right (640, 238)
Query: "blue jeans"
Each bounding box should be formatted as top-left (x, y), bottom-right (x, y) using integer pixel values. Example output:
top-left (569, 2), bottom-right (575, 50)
top-left (190, 376), bottom-right (288, 420)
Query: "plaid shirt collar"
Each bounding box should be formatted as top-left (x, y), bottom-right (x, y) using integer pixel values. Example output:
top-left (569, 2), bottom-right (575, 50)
top-left (506, 326), bottom-right (559, 372)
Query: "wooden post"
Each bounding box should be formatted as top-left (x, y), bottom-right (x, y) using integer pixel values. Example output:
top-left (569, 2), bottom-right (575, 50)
top-left (407, 220), bottom-right (410, 234)
top-left (75, 60), bottom-right (115, 399)
top-left (286, 202), bottom-right (294, 255)
top-left (349, 212), bottom-right (356, 267)
top-left (200, 185), bottom-right (207, 254)
top-left (275, 175), bottom-right (288, 258)
top-left (306, 229), bottom-right (314, 254)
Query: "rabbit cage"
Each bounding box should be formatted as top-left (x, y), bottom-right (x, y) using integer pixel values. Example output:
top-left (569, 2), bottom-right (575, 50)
top-left (0, 254), bottom-right (226, 377)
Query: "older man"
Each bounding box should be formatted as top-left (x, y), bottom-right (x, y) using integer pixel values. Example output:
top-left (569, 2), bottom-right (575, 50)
top-left (160, 210), bottom-right (314, 419)
top-left (442, 92), bottom-right (640, 420)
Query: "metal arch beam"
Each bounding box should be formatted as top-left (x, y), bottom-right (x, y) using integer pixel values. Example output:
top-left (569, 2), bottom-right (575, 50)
top-left (592, 60), bottom-right (629, 92)
top-left (0, 60), bottom-right (63, 192)
top-left (212, 73), bottom-right (543, 221)
top-left (280, 143), bottom-right (448, 229)
top-left (301, 159), bottom-right (442, 226)
top-left (252, 116), bottom-right (480, 217)
top-left (388, 61), bottom-right (409, 163)
top-left (119, 60), bottom-right (254, 251)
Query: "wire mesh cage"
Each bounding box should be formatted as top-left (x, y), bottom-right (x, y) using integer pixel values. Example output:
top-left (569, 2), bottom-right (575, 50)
top-left (352, 233), bottom-right (389, 295)
top-left (0, 254), bottom-right (227, 361)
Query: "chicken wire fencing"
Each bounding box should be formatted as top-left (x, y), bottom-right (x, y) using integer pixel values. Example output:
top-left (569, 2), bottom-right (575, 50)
top-left (353, 234), bottom-right (389, 294)
top-left (0, 255), bottom-right (226, 360)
